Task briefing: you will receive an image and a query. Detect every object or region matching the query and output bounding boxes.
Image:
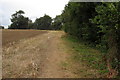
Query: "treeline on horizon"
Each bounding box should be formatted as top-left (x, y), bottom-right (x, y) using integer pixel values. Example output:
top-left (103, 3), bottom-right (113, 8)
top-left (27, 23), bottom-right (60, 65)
top-left (61, 2), bottom-right (120, 77)
top-left (8, 10), bottom-right (62, 30)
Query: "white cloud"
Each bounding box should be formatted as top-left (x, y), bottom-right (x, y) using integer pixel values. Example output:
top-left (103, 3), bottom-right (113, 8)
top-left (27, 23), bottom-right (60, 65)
top-left (0, 0), bottom-right (69, 28)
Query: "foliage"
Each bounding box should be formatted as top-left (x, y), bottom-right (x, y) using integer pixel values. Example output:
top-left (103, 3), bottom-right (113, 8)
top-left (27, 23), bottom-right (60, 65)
top-left (0, 26), bottom-right (4, 29)
top-left (62, 3), bottom-right (101, 44)
top-left (9, 10), bottom-right (31, 29)
top-left (34, 14), bottom-right (52, 30)
top-left (62, 35), bottom-right (108, 77)
top-left (51, 15), bottom-right (62, 30)
top-left (92, 2), bottom-right (120, 75)
top-left (9, 10), bottom-right (62, 30)
top-left (61, 2), bottom-right (120, 76)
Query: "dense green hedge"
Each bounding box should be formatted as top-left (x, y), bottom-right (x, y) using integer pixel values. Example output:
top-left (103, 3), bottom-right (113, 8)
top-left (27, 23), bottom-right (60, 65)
top-left (61, 2), bottom-right (120, 76)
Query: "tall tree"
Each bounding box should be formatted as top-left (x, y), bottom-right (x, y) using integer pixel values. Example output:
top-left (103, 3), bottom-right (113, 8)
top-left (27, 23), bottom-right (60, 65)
top-left (34, 14), bottom-right (52, 30)
top-left (9, 10), bottom-right (29, 29)
top-left (62, 2), bottom-right (100, 43)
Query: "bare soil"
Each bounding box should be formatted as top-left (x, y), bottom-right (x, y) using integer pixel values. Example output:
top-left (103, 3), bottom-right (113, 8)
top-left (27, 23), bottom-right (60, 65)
top-left (2, 30), bottom-right (74, 78)
top-left (2, 30), bottom-right (47, 47)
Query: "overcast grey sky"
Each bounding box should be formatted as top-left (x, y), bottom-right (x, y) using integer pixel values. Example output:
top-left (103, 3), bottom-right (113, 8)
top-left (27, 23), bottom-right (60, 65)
top-left (0, 0), bottom-right (69, 28)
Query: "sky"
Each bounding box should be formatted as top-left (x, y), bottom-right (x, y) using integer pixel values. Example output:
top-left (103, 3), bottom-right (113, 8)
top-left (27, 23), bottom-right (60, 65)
top-left (0, 0), bottom-right (69, 28)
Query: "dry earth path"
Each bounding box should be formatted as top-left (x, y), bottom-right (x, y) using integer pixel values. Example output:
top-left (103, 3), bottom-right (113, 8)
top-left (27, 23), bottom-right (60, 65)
top-left (2, 31), bottom-right (74, 78)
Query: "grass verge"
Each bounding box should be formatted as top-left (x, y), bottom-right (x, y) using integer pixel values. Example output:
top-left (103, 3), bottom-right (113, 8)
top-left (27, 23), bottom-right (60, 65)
top-left (61, 34), bottom-right (109, 77)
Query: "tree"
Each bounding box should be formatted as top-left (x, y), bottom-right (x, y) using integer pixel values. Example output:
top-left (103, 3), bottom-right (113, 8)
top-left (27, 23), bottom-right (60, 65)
top-left (62, 2), bottom-right (99, 43)
top-left (92, 2), bottom-right (120, 75)
top-left (62, 2), bottom-right (120, 76)
top-left (9, 10), bottom-right (29, 29)
top-left (28, 19), bottom-right (34, 29)
top-left (34, 14), bottom-right (52, 30)
top-left (0, 26), bottom-right (4, 29)
top-left (51, 15), bottom-right (62, 30)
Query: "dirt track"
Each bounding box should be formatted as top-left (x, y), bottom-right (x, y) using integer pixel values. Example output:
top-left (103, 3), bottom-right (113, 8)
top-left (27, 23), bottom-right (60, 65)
top-left (2, 30), bottom-right (74, 78)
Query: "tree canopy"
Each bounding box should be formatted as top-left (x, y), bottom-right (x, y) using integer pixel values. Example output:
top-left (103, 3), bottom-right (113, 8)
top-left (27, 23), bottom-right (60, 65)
top-left (34, 14), bottom-right (52, 30)
top-left (9, 11), bottom-right (62, 30)
top-left (9, 10), bottom-right (30, 29)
